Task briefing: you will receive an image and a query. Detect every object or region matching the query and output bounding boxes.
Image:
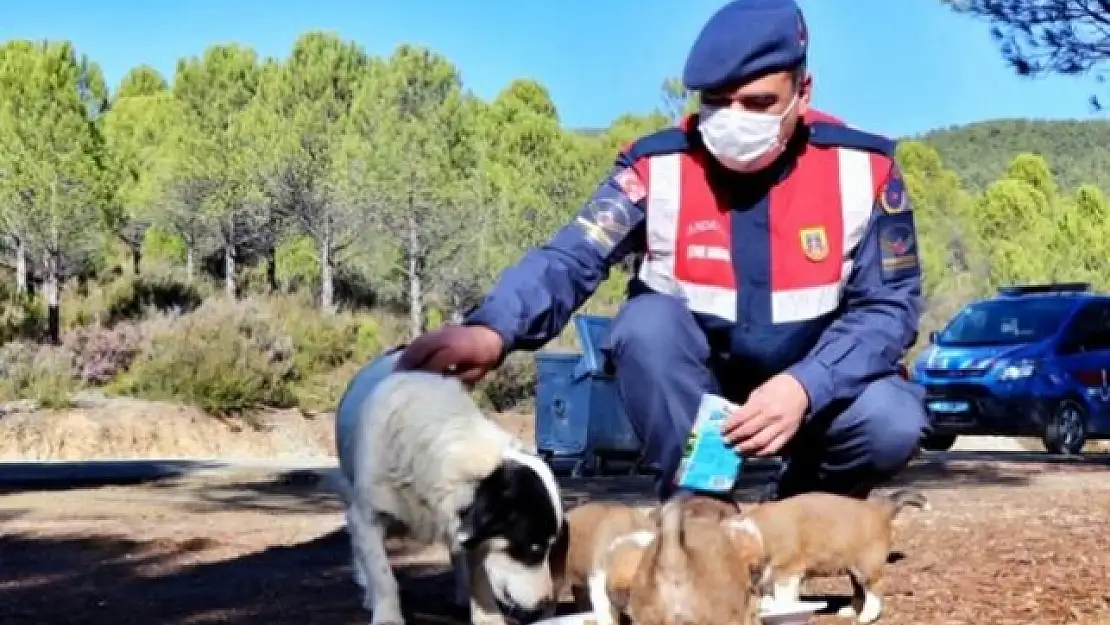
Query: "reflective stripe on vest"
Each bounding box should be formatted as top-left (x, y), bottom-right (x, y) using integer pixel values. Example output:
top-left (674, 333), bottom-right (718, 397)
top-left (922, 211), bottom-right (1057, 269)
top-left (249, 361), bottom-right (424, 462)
top-left (637, 147), bottom-right (882, 324)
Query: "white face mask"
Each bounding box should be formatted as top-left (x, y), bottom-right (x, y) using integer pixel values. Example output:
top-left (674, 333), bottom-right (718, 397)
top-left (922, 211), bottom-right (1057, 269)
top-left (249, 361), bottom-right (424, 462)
top-left (697, 95), bottom-right (799, 173)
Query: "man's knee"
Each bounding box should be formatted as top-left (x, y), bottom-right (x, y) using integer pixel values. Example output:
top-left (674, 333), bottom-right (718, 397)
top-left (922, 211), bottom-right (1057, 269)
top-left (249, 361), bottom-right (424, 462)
top-left (605, 294), bottom-right (714, 485)
top-left (853, 377), bottom-right (929, 473)
top-left (608, 294), bottom-right (706, 367)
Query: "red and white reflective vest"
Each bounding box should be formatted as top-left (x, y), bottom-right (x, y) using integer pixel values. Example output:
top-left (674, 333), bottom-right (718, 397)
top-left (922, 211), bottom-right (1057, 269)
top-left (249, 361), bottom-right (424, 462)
top-left (625, 112), bottom-right (896, 325)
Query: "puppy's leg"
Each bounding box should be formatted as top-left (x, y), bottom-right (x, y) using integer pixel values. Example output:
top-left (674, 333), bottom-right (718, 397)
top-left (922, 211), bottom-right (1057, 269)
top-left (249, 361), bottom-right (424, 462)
top-left (351, 507), bottom-right (405, 625)
top-left (467, 549), bottom-right (508, 625)
top-left (587, 569), bottom-right (619, 625)
top-left (450, 549), bottom-right (470, 608)
top-left (849, 568), bottom-right (884, 625)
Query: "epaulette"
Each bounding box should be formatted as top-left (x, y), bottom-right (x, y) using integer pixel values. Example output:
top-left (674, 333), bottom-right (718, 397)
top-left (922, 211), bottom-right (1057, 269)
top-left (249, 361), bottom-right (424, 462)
top-left (619, 126), bottom-right (692, 162)
top-left (808, 121), bottom-right (896, 158)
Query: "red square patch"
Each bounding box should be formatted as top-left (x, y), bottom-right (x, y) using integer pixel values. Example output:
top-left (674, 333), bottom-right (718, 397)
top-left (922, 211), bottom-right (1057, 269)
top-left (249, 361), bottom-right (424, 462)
top-left (613, 167), bottom-right (647, 203)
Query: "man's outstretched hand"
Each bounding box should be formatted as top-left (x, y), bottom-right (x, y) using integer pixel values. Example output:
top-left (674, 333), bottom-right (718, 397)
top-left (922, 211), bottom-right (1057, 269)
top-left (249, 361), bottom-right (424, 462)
top-left (395, 324), bottom-right (505, 385)
top-left (720, 372), bottom-right (809, 457)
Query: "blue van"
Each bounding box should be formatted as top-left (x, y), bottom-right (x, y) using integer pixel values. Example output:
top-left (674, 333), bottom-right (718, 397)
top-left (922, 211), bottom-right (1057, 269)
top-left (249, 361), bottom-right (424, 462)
top-left (912, 282), bottom-right (1110, 455)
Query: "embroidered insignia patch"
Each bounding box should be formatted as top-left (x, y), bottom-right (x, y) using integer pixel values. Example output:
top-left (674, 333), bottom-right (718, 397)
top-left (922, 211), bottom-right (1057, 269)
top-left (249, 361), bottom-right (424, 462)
top-left (878, 212), bottom-right (920, 282)
top-left (799, 226), bottom-right (829, 262)
top-left (878, 173), bottom-right (909, 214)
top-left (575, 197), bottom-right (632, 253)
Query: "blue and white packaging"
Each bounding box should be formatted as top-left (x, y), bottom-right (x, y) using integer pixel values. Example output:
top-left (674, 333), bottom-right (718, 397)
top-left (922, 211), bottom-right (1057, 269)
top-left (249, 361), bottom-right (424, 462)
top-left (674, 393), bottom-right (744, 494)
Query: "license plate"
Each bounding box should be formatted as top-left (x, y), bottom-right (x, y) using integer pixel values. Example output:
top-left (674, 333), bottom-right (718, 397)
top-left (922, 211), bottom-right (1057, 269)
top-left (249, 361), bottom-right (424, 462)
top-left (928, 400), bottom-right (970, 413)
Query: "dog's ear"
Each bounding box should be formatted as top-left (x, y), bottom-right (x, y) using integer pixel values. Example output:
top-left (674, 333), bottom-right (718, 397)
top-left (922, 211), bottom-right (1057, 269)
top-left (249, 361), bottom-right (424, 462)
top-left (548, 518), bottom-right (570, 578)
top-left (722, 515), bottom-right (768, 581)
top-left (457, 465), bottom-right (513, 548)
top-left (605, 531), bottom-right (655, 608)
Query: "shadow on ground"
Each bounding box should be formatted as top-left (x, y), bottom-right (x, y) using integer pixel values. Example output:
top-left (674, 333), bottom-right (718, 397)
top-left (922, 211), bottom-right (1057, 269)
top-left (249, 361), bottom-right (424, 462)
top-left (155, 469), bottom-right (347, 516)
top-left (0, 529), bottom-right (602, 625)
top-left (0, 460), bottom-right (227, 496)
top-left (142, 449), bottom-right (1079, 518)
top-left (0, 529), bottom-right (439, 625)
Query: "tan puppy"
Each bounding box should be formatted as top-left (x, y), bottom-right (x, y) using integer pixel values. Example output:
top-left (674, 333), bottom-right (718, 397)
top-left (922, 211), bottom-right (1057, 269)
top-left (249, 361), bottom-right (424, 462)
top-left (645, 493), bottom-right (741, 524)
top-left (742, 488), bottom-right (929, 624)
top-left (625, 492), bottom-right (766, 625)
top-left (548, 501), bottom-right (655, 625)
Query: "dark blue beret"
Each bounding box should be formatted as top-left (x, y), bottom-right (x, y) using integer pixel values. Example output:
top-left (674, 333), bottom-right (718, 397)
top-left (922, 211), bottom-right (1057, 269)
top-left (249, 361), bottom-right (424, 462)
top-left (683, 0), bottom-right (808, 93)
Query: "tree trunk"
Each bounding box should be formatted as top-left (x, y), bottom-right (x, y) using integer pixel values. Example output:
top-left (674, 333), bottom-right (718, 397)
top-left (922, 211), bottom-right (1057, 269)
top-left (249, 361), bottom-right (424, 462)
top-left (407, 216), bottom-right (423, 339)
top-left (320, 234), bottom-right (335, 313)
top-left (224, 243), bottom-right (236, 298)
top-left (15, 237), bottom-right (27, 294)
top-left (267, 247), bottom-right (279, 293)
top-left (185, 247), bottom-right (195, 282)
top-left (131, 244), bottom-right (142, 276)
top-left (44, 249), bottom-right (60, 345)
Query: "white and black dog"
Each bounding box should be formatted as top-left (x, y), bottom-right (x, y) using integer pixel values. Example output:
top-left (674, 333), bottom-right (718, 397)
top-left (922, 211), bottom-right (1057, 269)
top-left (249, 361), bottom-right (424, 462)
top-left (334, 347), bottom-right (566, 625)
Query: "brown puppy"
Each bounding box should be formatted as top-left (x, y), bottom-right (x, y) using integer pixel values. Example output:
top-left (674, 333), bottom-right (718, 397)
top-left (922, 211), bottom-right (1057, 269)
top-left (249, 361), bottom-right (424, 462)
top-left (645, 493), bottom-right (741, 524)
top-left (741, 488), bottom-right (929, 624)
top-left (625, 492), bottom-right (765, 625)
top-left (548, 501), bottom-right (655, 625)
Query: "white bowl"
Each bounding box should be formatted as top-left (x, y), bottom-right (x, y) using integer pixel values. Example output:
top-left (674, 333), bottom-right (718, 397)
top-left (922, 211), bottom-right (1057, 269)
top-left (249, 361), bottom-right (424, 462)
top-left (531, 601), bottom-right (827, 625)
top-left (532, 612), bottom-right (595, 625)
top-left (758, 599), bottom-right (827, 625)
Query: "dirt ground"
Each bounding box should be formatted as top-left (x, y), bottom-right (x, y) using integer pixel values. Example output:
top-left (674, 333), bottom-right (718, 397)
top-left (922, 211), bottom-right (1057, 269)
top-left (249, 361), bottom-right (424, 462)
top-left (2, 401), bottom-right (1110, 624)
top-left (2, 453), bottom-right (1110, 625)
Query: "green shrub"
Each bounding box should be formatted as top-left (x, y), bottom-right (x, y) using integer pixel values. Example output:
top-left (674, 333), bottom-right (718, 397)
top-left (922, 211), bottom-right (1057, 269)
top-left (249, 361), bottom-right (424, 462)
top-left (63, 323), bottom-right (143, 384)
top-left (267, 295), bottom-right (405, 411)
top-left (103, 274), bottom-right (203, 324)
top-left (0, 293), bottom-right (47, 343)
top-left (63, 272), bottom-right (205, 329)
top-left (0, 341), bottom-right (78, 408)
top-left (114, 298), bottom-right (297, 415)
top-left (473, 352), bottom-right (537, 412)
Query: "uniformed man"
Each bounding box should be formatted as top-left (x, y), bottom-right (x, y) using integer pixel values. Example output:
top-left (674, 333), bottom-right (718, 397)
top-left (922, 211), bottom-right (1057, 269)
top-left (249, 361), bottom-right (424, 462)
top-left (397, 0), bottom-right (929, 500)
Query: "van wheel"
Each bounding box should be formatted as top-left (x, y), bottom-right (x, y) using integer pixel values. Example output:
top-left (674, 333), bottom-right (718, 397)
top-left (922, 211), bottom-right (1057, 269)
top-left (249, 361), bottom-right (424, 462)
top-left (921, 434), bottom-right (957, 452)
top-left (1043, 399), bottom-right (1087, 455)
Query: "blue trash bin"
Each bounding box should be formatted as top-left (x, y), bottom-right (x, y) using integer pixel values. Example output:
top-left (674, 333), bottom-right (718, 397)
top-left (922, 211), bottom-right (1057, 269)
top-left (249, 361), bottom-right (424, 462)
top-left (534, 314), bottom-right (643, 477)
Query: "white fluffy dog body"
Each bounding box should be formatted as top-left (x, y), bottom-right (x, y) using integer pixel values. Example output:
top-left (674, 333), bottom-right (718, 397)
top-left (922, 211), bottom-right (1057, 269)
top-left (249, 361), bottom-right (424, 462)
top-left (335, 350), bottom-right (564, 625)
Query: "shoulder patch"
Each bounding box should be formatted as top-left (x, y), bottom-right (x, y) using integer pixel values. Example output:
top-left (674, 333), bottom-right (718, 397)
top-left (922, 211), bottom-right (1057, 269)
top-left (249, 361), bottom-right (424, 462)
top-left (877, 211), bottom-right (920, 282)
top-left (620, 127), bottom-right (692, 163)
top-left (574, 195), bottom-right (635, 254)
top-left (613, 167), bottom-right (647, 203)
top-left (878, 168), bottom-right (910, 214)
top-left (808, 122), bottom-right (896, 157)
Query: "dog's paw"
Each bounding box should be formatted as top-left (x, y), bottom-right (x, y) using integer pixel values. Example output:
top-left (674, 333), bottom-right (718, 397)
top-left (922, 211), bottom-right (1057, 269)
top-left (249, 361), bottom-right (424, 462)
top-left (370, 614), bottom-right (404, 625)
top-left (856, 594), bottom-right (883, 624)
top-left (370, 604), bottom-right (405, 625)
top-left (857, 608), bottom-right (882, 624)
top-left (837, 605), bottom-right (858, 618)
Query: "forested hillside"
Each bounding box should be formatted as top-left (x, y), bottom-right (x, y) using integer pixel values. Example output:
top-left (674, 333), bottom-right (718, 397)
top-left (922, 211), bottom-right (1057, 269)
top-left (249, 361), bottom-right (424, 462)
top-left (1, 34), bottom-right (1108, 416)
top-left (919, 119), bottom-right (1110, 192)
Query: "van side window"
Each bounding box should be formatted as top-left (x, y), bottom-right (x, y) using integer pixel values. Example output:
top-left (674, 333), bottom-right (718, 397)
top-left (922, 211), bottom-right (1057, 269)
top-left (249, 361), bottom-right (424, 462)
top-left (1060, 301), bottom-right (1110, 353)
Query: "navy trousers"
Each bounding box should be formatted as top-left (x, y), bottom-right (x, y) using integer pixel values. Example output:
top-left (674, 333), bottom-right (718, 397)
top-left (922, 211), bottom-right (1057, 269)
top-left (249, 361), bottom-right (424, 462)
top-left (604, 293), bottom-right (929, 500)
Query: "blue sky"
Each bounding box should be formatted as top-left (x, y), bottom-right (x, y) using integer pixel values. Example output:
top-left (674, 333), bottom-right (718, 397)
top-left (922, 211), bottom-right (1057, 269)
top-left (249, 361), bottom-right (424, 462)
top-left (2, 0), bottom-right (1107, 137)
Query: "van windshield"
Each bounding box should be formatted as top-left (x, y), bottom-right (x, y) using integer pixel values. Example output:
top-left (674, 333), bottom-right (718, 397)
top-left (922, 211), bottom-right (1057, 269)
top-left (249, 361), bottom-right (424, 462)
top-left (937, 298), bottom-right (1076, 347)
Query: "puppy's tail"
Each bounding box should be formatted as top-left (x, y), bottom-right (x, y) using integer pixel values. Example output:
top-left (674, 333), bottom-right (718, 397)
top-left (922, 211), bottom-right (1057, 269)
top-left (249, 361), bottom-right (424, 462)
top-left (878, 488), bottom-right (930, 519)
